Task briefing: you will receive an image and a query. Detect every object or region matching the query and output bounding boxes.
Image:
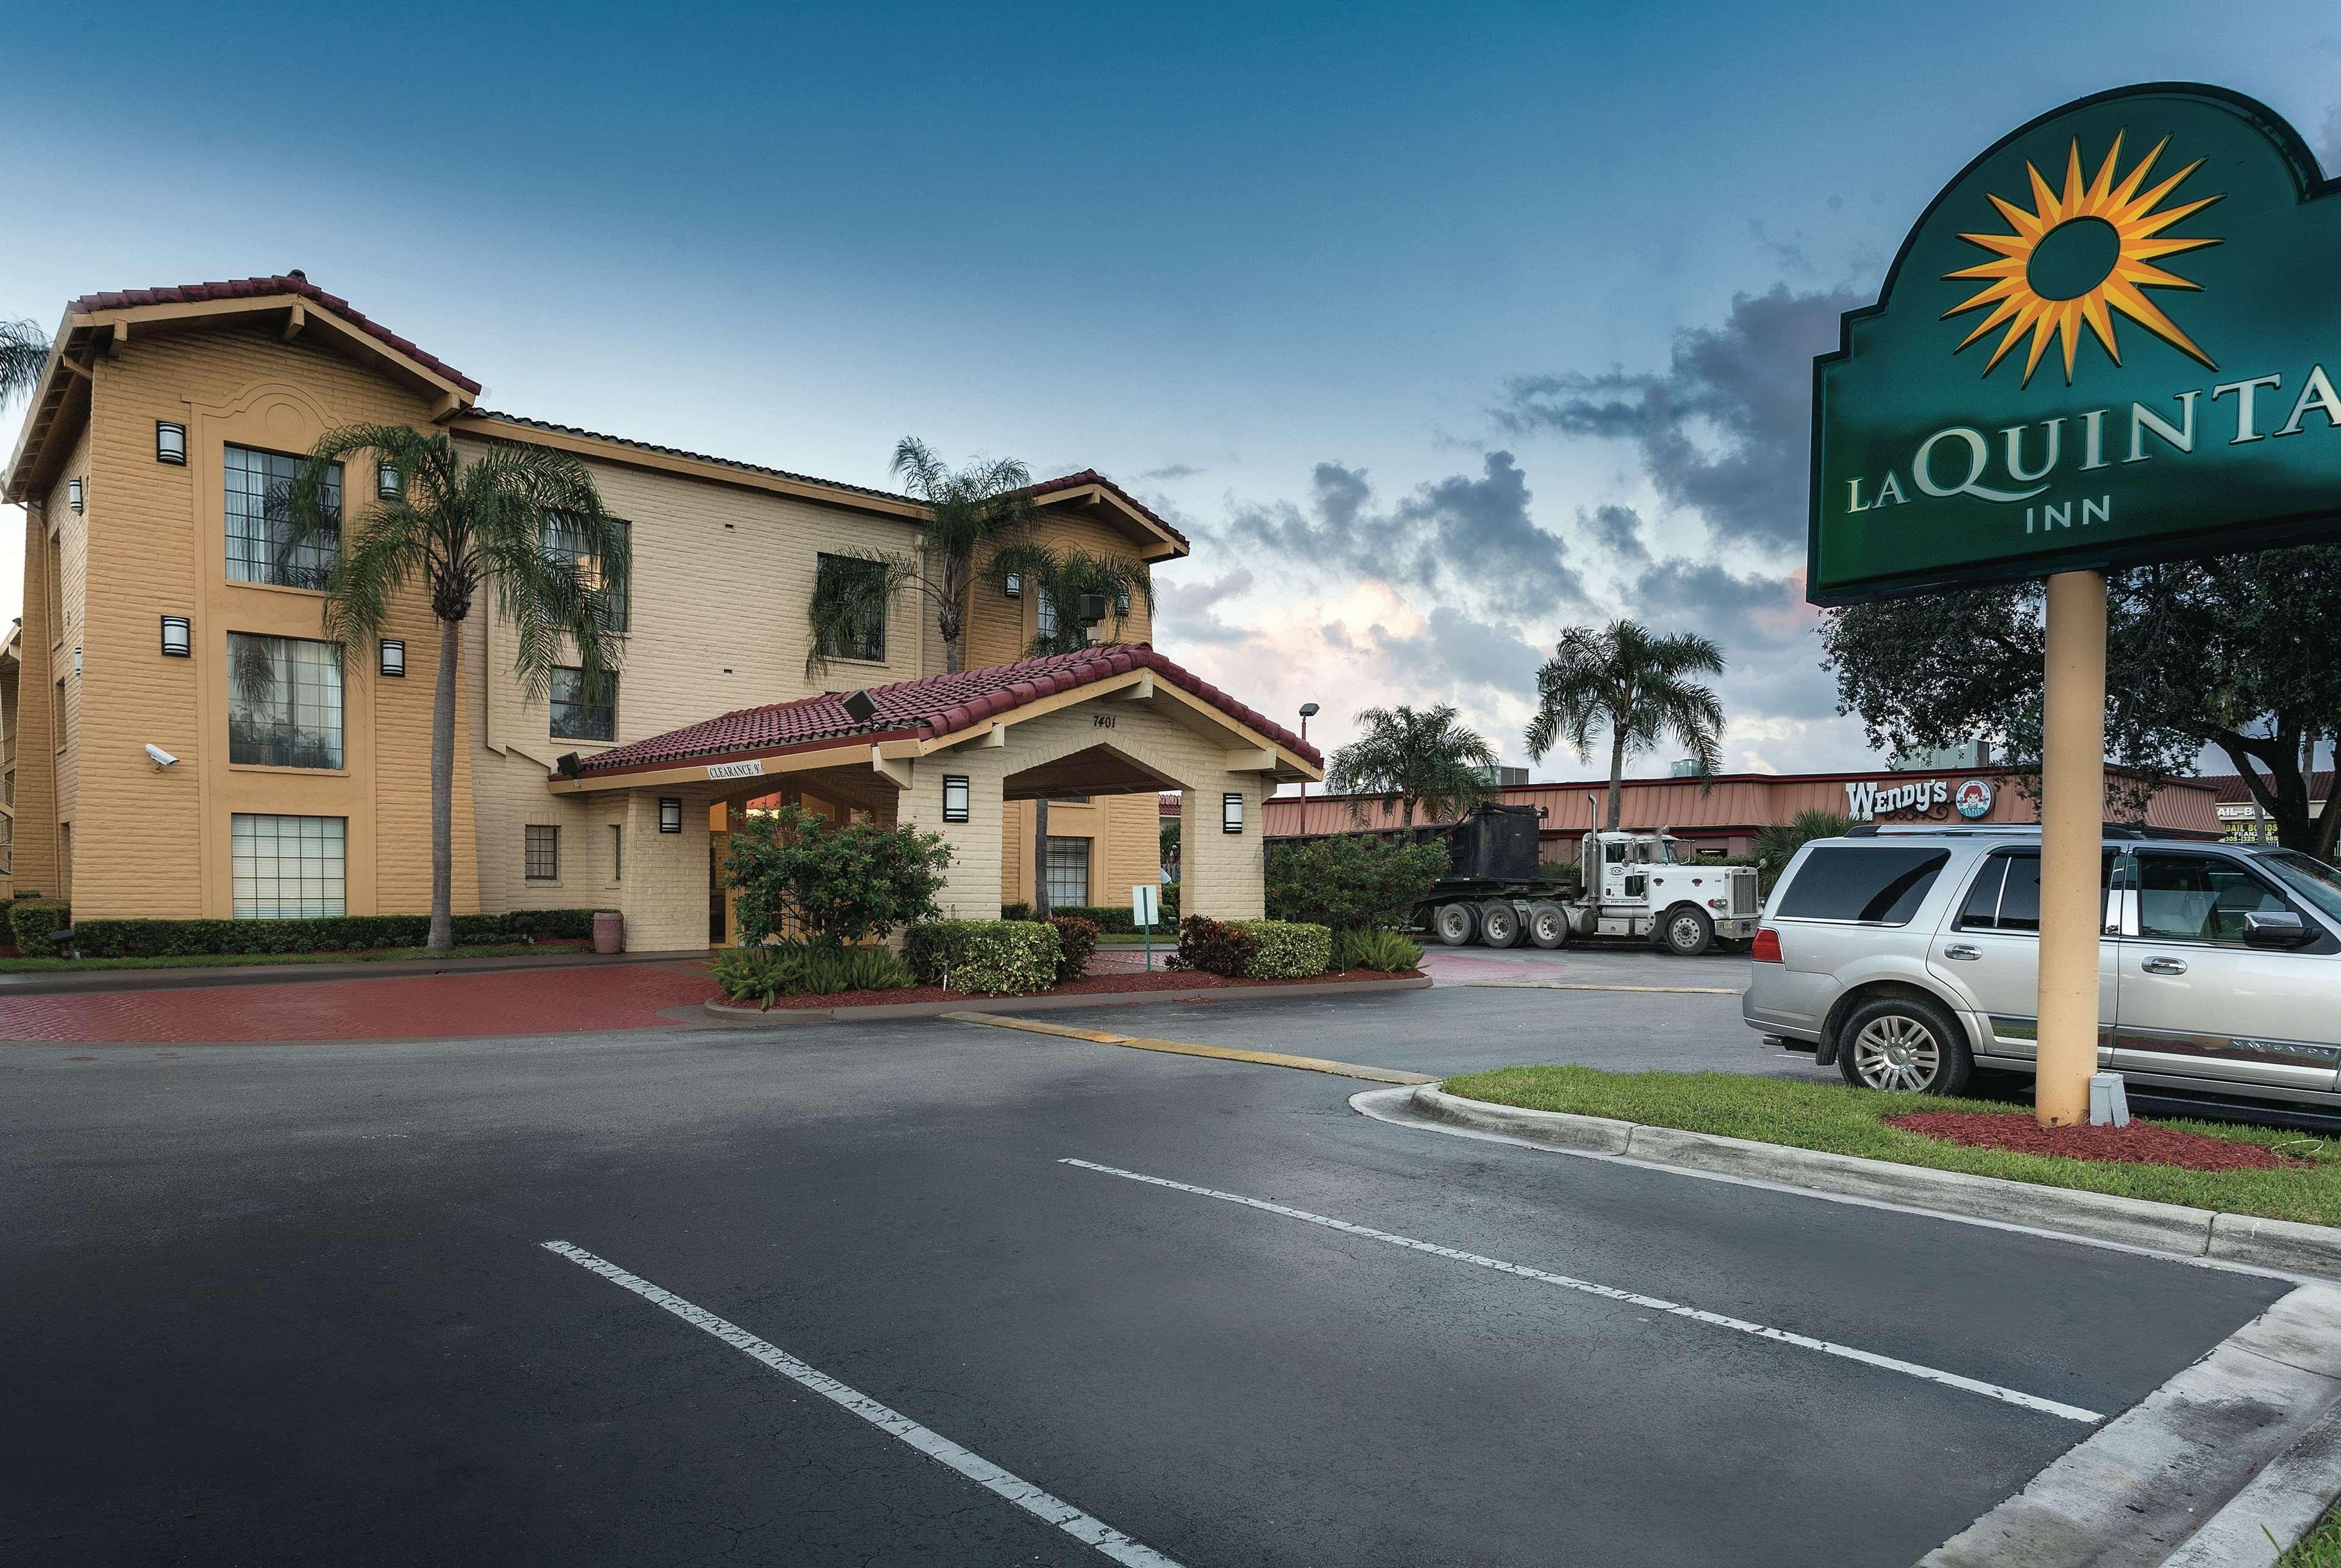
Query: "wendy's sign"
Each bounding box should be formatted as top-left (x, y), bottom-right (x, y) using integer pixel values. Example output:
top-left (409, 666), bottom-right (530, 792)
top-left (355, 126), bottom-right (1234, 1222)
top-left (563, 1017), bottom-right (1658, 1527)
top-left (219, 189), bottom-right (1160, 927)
top-left (1809, 85), bottom-right (2341, 604)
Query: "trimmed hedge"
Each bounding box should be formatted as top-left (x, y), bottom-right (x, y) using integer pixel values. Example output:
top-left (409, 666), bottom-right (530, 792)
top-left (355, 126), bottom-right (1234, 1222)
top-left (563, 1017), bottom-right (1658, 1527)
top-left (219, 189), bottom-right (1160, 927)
top-left (1046, 914), bottom-right (1099, 985)
top-left (998, 893), bottom-right (1177, 933)
top-left (1242, 920), bottom-right (1331, 979)
top-left (1172, 916), bottom-right (1256, 977)
top-left (65, 909), bottom-right (611, 959)
top-left (9, 899), bottom-right (71, 955)
top-left (905, 918), bottom-right (1060, 996)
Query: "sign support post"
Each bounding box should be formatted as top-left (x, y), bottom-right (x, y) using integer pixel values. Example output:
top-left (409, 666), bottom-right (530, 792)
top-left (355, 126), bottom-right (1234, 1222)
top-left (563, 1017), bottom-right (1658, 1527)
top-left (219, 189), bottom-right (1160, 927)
top-left (2035, 571), bottom-right (2106, 1126)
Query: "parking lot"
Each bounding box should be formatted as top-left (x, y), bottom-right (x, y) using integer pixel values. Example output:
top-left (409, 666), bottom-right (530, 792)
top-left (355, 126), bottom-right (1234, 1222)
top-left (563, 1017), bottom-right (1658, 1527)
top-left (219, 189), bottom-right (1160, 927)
top-left (1, 953), bottom-right (2298, 1566)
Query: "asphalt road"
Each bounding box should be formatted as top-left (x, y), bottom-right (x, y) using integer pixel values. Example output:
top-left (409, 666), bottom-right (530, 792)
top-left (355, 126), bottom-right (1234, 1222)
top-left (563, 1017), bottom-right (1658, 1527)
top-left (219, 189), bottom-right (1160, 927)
top-left (2, 992), bottom-right (2286, 1567)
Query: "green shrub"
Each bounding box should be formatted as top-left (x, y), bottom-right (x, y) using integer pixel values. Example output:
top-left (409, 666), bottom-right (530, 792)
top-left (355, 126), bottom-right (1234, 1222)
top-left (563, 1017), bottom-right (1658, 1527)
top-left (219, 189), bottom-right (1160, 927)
top-left (713, 942), bottom-right (919, 1007)
top-left (1172, 916), bottom-right (1256, 977)
top-left (9, 899), bottom-right (70, 955)
top-left (727, 804), bottom-right (952, 946)
top-left (63, 910), bottom-right (612, 959)
top-left (1332, 927), bottom-right (1423, 973)
top-left (998, 901), bottom-right (1170, 935)
top-left (908, 919), bottom-right (1059, 995)
top-left (1266, 836), bottom-right (1448, 932)
top-left (1000, 902), bottom-right (1033, 922)
top-left (1047, 915), bottom-right (1099, 984)
top-left (1239, 920), bottom-right (1331, 978)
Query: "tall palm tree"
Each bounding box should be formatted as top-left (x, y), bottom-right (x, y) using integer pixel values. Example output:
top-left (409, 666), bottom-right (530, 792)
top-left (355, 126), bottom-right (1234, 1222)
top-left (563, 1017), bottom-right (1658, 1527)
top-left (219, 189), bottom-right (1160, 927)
top-left (0, 318), bottom-right (51, 407)
top-left (1325, 704), bottom-right (1499, 827)
top-left (983, 538), bottom-right (1156, 914)
top-left (893, 438), bottom-right (1039, 672)
top-left (280, 426), bottom-right (629, 952)
top-left (1751, 808), bottom-right (1848, 887)
top-left (1526, 619), bottom-right (1725, 831)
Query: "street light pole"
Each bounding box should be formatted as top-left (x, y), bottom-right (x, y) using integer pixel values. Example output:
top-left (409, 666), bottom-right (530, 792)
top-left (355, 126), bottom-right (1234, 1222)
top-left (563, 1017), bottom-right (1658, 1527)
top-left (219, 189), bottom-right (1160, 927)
top-left (1299, 702), bottom-right (1320, 834)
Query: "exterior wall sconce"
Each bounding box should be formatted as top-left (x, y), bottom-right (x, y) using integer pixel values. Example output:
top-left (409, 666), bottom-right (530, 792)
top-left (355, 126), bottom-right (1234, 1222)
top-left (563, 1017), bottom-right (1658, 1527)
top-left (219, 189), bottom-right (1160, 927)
top-left (1115, 589), bottom-right (1130, 616)
top-left (155, 422), bottom-right (187, 465)
top-left (73, 646), bottom-right (82, 679)
top-left (67, 479), bottom-right (84, 514)
top-left (658, 796), bottom-right (683, 833)
top-left (942, 774), bottom-right (970, 824)
top-left (1003, 572), bottom-right (1022, 598)
top-left (1222, 792), bottom-right (1244, 833)
top-left (377, 461), bottom-right (401, 499)
top-left (160, 616), bottom-right (192, 657)
top-left (379, 638), bottom-right (405, 677)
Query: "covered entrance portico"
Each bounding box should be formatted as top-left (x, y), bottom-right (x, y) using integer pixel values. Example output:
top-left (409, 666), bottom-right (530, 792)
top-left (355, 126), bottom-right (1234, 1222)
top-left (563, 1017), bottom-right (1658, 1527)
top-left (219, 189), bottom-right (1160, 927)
top-left (547, 647), bottom-right (1322, 951)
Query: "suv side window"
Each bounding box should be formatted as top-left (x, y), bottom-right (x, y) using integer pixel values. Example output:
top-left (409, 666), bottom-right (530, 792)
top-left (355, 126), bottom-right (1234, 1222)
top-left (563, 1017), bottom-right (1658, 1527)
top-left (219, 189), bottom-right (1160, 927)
top-left (2134, 851), bottom-right (2291, 945)
top-left (1953, 849), bottom-right (2117, 935)
top-left (1775, 846), bottom-right (1950, 925)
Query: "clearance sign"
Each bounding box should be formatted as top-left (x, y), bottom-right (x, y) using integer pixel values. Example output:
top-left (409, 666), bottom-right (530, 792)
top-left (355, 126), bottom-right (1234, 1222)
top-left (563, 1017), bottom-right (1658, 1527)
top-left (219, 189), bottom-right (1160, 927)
top-left (1809, 84), bottom-right (2341, 604)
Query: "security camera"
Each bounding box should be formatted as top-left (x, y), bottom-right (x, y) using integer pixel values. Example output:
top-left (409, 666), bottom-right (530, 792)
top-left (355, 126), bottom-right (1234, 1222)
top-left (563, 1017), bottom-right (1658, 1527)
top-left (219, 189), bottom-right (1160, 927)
top-left (145, 743), bottom-right (178, 768)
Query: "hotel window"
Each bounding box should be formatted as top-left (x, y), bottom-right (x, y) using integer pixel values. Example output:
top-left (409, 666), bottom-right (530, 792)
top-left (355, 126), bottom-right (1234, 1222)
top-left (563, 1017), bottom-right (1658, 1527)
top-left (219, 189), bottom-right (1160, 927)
top-left (541, 514), bottom-right (629, 632)
top-left (525, 824), bottom-right (560, 882)
top-left (1035, 589), bottom-right (1058, 641)
top-left (226, 445), bottom-right (340, 590)
top-left (231, 813), bottom-right (346, 918)
top-left (610, 822), bottom-right (623, 882)
top-left (1044, 836), bottom-right (1091, 908)
top-left (52, 677), bottom-right (65, 752)
top-left (813, 554), bottom-right (887, 661)
top-left (229, 633), bottom-right (344, 768)
top-left (550, 666), bottom-right (617, 741)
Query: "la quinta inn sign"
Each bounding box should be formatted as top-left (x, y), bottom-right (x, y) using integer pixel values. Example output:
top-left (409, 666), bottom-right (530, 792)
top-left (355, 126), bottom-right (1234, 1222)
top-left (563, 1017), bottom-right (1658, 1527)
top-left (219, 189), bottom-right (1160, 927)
top-left (1810, 84), bottom-right (2341, 603)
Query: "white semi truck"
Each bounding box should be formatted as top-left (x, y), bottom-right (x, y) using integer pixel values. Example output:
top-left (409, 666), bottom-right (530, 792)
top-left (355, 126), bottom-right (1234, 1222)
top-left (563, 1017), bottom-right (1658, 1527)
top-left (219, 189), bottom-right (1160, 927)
top-left (1403, 802), bottom-right (1761, 957)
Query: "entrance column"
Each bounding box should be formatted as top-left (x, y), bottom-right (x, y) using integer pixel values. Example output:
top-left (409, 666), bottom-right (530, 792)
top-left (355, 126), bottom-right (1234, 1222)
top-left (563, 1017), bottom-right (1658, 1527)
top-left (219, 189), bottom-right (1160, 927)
top-left (895, 755), bottom-right (1008, 923)
top-left (1179, 772), bottom-right (1266, 922)
top-left (618, 783), bottom-right (716, 953)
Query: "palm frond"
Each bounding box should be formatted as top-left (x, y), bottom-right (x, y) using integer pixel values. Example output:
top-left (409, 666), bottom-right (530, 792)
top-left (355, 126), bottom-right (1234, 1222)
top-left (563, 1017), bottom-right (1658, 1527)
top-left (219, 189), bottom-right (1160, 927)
top-left (806, 549), bottom-right (916, 677)
top-left (0, 318), bottom-right (52, 408)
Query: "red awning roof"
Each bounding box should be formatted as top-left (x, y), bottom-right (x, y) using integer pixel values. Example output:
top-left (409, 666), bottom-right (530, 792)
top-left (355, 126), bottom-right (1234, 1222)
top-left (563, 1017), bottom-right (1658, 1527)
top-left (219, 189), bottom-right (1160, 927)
top-left (575, 644), bottom-right (1317, 776)
top-left (2199, 770), bottom-right (2334, 805)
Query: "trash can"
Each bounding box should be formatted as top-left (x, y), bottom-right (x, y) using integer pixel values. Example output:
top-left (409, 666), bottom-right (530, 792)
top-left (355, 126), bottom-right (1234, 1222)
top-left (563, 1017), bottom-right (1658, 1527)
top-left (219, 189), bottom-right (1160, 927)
top-left (593, 911), bottom-right (624, 955)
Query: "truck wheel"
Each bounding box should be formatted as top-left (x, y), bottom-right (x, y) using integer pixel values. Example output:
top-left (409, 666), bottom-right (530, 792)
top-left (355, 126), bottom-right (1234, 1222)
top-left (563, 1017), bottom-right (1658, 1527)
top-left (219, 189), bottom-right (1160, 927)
top-left (1431, 902), bottom-right (1480, 947)
top-left (1661, 906), bottom-right (1714, 957)
top-left (1478, 902), bottom-right (1522, 948)
top-left (1527, 902), bottom-right (1569, 949)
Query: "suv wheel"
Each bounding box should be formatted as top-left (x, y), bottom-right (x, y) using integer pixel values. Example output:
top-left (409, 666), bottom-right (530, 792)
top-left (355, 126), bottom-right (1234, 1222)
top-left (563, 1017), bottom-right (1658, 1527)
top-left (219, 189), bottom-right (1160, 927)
top-left (1431, 902), bottom-right (1479, 947)
top-left (1837, 994), bottom-right (1972, 1096)
top-left (1661, 907), bottom-right (1714, 957)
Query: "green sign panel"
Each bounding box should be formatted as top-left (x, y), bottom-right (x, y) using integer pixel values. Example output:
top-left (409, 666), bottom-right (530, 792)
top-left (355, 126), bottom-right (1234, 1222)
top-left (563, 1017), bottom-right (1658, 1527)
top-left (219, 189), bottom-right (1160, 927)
top-left (1810, 84), bottom-right (2341, 604)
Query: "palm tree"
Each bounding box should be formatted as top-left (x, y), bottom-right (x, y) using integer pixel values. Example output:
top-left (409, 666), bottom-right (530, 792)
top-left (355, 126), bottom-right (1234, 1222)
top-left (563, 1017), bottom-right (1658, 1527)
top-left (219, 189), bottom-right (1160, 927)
top-left (1526, 620), bottom-right (1725, 831)
top-left (279, 426), bottom-right (629, 952)
top-left (1325, 705), bottom-right (1499, 827)
top-left (982, 538), bottom-right (1156, 914)
top-left (1751, 808), bottom-right (1848, 888)
top-left (1, 318), bottom-right (50, 407)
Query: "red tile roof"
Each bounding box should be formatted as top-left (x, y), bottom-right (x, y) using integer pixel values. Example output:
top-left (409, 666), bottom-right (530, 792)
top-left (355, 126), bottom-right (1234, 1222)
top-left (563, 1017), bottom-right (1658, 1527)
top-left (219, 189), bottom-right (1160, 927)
top-left (1027, 469), bottom-right (1189, 549)
top-left (576, 645), bottom-right (1317, 776)
top-left (2199, 770), bottom-right (2334, 805)
top-left (465, 410), bottom-right (921, 509)
top-left (66, 274), bottom-right (481, 394)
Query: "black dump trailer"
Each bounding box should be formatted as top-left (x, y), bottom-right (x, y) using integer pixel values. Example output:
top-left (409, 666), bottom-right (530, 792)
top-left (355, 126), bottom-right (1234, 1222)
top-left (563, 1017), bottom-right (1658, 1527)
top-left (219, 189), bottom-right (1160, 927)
top-left (1407, 803), bottom-right (1579, 948)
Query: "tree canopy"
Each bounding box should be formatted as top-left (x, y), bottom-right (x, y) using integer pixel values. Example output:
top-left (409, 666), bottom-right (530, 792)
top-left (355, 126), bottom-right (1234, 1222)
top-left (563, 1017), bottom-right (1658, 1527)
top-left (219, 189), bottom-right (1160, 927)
top-left (1525, 620), bottom-right (1725, 830)
top-left (1325, 704), bottom-right (1498, 827)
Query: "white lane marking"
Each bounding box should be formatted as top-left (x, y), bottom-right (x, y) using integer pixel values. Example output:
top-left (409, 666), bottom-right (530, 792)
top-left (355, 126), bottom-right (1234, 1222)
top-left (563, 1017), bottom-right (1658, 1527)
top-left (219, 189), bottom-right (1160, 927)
top-left (1057, 1158), bottom-right (2104, 1426)
top-left (540, 1241), bottom-right (1187, 1568)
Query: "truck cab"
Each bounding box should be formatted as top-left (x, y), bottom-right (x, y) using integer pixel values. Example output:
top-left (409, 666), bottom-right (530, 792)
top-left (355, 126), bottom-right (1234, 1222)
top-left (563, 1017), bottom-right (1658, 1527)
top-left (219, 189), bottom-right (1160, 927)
top-left (1580, 829), bottom-right (1760, 953)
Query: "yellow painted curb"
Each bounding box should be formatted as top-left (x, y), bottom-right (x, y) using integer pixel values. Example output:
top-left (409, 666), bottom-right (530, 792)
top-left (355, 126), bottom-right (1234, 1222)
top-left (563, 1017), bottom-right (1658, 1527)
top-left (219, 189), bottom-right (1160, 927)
top-left (1463, 982), bottom-right (1744, 996)
top-left (940, 1011), bottom-right (1436, 1086)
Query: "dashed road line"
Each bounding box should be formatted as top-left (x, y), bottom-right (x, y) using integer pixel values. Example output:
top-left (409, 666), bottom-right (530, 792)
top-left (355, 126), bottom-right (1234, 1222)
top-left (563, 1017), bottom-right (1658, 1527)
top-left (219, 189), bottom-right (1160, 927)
top-left (942, 1011), bottom-right (1434, 1085)
top-left (540, 1241), bottom-right (1188, 1568)
top-left (1056, 1158), bottom-right (2104, 1425)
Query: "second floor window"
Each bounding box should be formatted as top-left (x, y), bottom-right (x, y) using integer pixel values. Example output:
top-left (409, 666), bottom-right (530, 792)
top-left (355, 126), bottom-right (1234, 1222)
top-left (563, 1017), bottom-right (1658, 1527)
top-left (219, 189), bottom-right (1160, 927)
top-left (1036, 589), bottom-right (1058, 640)
top-left (551, 666), bottom-right (617, 741)
top-left (228, 632), bottom-right (344, 769)
top-left (542, 515), bottom-right (629, 632)
top-left (814, 554), bottom-right (886, 661)
top-left (226, 445), bottom-right (340, 590)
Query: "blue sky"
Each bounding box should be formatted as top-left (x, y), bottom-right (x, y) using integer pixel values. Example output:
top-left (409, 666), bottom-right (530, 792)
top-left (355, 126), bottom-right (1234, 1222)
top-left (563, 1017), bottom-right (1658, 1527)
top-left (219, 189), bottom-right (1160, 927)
top-left (4, 1), bottom-right (2336, 776)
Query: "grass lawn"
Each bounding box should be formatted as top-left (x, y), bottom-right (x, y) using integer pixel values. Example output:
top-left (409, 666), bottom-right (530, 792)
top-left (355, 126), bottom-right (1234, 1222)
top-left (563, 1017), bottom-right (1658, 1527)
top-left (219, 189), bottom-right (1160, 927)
top-left (2284, 1506), bottom-right (2341, 1566)
top-left (1441, 1065), bottom-right (2341, 1228)
top-left (0, 939), bottom-right (592, 974)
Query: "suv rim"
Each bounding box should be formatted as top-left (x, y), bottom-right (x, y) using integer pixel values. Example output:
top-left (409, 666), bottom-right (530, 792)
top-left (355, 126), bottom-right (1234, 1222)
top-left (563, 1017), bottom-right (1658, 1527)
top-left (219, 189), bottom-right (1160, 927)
top-left (1852, 1014), bottom-right (1940, 1092)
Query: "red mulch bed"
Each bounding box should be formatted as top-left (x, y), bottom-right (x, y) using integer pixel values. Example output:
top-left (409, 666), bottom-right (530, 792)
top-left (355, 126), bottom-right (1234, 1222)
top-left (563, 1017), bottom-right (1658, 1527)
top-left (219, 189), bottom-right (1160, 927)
top-left (1885, 1111), bottom-right (2299, 1172)
top-left (732, 967), bottom-right (1425, 1011)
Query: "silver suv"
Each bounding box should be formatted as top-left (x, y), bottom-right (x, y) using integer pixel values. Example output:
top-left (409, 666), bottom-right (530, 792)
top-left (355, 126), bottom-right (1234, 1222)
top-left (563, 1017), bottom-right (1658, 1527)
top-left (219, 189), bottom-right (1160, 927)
top-left (1744, 825), bottom-right (2341, 1107)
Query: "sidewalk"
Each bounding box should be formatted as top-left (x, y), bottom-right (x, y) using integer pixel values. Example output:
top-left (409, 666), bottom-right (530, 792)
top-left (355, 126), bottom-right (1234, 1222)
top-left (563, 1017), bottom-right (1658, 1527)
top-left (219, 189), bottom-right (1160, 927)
top-left (0, 947), bottom-right (707, 996)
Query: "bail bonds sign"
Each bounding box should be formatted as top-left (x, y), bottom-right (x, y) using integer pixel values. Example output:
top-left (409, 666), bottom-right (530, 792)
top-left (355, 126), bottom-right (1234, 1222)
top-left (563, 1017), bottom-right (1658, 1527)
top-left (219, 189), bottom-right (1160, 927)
top-left (1810, 85), bottom-right (2341, 604)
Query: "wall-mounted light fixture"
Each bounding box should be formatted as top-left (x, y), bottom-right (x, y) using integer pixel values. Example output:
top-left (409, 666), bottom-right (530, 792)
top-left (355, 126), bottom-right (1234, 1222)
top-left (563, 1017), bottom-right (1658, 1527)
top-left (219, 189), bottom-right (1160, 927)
top-left (160, 616), bottom-right (192, 657)
top-left (377, 461), bottom-right (401, 499)
top-left (942, 774), bottom-right (970, 824)
top-left (1114, 589), bottom-right (1130, 617)
top-left (155, 422), bottom-right (187, 465)
top-left (379, 638), bottom-right (405, 677)
top-left (1222, 792), bottom-right (1244, 834)
top-left (658, 796), bottom-right (683, 833)
top-left (72, 646), bottom-right (82, 679)
top-left (67, 479), bottom-right (84, 514)
top-left (1003, 572), bottom-right (1022, 598)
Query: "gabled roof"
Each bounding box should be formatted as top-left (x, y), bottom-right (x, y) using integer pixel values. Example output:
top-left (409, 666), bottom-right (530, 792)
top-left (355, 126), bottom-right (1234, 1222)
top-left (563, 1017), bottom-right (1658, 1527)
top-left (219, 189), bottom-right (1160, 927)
top-left (68, 274), bottom-right (480, 392)
top-left (575, 644), bottom-right (1319, 777)
top-left (1025, 469), bottom-right (1190, 555)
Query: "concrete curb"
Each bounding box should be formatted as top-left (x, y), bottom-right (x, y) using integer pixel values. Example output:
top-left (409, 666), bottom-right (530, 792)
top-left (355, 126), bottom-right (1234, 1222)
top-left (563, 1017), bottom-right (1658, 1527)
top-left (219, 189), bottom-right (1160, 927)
top-left (0, 948), bottom-right (707, 996)
top-left (1408, 1084), bottom-right (2341, 1281)
top-left (702, 973), bottom-right (1432, 1025)
top-left (2161, 1400), bottom-right (2341, 1567)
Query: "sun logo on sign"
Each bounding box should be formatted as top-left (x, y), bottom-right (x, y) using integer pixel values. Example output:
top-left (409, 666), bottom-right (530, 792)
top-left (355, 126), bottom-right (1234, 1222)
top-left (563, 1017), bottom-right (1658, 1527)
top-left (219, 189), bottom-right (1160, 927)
top-left (1941, 132), bottom-right (2222, 386)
